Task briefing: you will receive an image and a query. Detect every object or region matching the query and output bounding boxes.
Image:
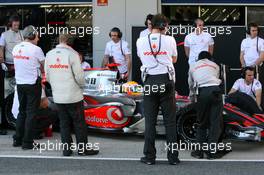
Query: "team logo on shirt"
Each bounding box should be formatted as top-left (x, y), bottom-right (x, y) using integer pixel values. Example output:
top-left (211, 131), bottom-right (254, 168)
top-left (152, 44), bottom-right (157, 49)
top-left (13, 49), bottom-right (30, 60)
top-left (49, 57), bottom-right (69, 69)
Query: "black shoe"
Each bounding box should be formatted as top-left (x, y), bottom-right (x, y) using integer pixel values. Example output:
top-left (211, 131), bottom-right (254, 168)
top-left (63, 150), bottom-right (73, 156)
top-left (191, 150), bottom-right (204, 159)
top-left (168, 157), bottom-right (180, 165)
top-left (0, 129), bottom-right (7, 135)
top-left (140, 157), bottom-right (155, 165)
top-left (13, 139), bottom-right (22, 147)
top-left (217, 149), bottom-right (232, 157)
top-left (204, 151), bottom-right (223, 159)
top-left (22, 143), bottom-right (40, 150)
top-left (78, 149), bottom-right (99, 156)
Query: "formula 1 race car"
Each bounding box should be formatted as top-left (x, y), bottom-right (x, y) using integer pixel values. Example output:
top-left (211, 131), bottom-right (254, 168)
top-left (3, 67), bottom-right (264, 143)
top-left (81, 68), bottom-right (264, 143)
top-left (176, 102), bottom-right (264, 143)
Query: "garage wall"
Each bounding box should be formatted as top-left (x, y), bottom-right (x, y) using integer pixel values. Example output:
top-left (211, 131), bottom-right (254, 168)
top-left (92, 0), bottom-right (158, 68)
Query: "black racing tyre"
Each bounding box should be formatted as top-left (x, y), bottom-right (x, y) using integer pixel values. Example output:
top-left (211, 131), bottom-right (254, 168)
top-left (4, 93), bottom-right (16, 128)
top-left (177, 104), bottom-right (198, 144)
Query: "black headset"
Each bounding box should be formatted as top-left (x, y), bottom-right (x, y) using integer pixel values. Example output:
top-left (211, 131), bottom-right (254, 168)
top-left (241, 66), bottom-right (256, 79)
top-left (241, 66), bottom-right (257, 98)
top-left (151, 14), bottom-right (169, 31)
top-left (246, 23), bottom-right (260, 35)
top-left (109, 27), bottom-right (122, 38)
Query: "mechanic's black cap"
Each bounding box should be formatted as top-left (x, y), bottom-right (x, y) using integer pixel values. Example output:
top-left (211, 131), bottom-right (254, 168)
top-left (198, 51), bottom-right (212, 61)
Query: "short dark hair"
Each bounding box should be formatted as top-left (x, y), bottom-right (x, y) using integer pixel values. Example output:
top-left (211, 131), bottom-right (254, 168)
top-left (248, 22), bottom-right (259, 29)
top-left (9, 15), bottom-right (20, 23)
top-left (145, 14), bottom-right (154, 26)
top-left (198, 51), bottom-right (212, 61)
top-left (8, 15), bottom-right (20, 27)
top-left (151, 14), bottom-right (170, 30)
top-left (244, 66), bottom-right (255, 74)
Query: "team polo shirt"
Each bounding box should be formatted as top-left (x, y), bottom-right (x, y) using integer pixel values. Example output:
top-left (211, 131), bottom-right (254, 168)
top-left (184, 32), bottom-right (214, 65)
top-left (0, 29), bottom-right (24, 64)
top-left (104, 40), bottom-right (131, 74)
top-left (139, 28), bottom-right (151, 38)
top-left (241, 37), bottom-right (264, 66)
top-left (232, 78), bottom-right (262, 99)
top-left (189, 59), bottom-right (221, 88)
top-left (136, 33), bottom-right (177, 75)
top-left (12, 41), bottom-right (45, 85)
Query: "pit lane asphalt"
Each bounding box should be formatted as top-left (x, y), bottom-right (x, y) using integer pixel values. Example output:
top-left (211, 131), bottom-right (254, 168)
top-left (0, 131), bottom-right (264, 175)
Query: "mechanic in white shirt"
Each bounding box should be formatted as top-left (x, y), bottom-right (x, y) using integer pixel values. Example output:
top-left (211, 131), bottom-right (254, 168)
top-left (12, 25), bottom-right (45, 150)
top-left (184, 18), bottom-right (214, 65)
top-left (229, 66), bottom-right (262, 108)
top-left (189, 51), bottom-right (224, 159)
top-left (139, 14), bottom-right (153, 38)
top-left (137, 14), bottom-right (179, 165)
top-left (240, 23), bottom-right (264, 67)
top-left (102, 27), bottom-right (131, 82)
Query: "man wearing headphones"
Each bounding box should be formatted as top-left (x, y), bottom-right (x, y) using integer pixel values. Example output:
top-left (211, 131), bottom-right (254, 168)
top-left (189, 51), bottom-right (224, 159)
top-left (12, 25), bottom-right (44, 149)
top-left (184, 18), bottom-right (214, 65)
top-left (0, 15), bottom-right (23, 134)
top-left (240, 23), bottom-right (264, 67)
top-left (137, 14), bottom-right (179, 165)
top-left (45, 32), bottom-right (99, 156)
top-left (102, 27), bottom-right (131, 82)
top-left (229, 67), bottom-right (262, 110)
top-left (139, 14), bottom-right (153, 38)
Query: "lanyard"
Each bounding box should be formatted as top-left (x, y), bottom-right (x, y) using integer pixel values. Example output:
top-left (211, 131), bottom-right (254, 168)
top-left (148, 33), bottom-right (161, 59)
top-left (110, 40), bottom-right (124, 57)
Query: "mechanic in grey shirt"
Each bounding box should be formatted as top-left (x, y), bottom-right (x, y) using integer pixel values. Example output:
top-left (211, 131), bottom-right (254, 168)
top-left (189, 51), bottom-right (226, 159)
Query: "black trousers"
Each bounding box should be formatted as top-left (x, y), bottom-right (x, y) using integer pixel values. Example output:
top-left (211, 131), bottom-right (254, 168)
top-left (143, 74), bottom-right (178, 160)
top-left (15, 79), bottom-right (41, 146)
top-left (56, 101), bottom-right (88, 151)
top-left (196, 86), bottom-right (223, 151)
top-left (33, 107), bottom-right (58, 137)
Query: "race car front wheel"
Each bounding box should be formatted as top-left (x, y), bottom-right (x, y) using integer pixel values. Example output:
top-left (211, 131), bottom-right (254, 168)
top-left (177, 112), bottom-right (198, 144)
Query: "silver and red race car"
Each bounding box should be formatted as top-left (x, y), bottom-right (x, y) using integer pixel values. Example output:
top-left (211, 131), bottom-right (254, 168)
top-left (3, 68), bottom-right (264, 143)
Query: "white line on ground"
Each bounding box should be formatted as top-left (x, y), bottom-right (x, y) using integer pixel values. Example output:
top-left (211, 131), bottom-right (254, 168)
top-left (0, 155), bottom-right (264, 162)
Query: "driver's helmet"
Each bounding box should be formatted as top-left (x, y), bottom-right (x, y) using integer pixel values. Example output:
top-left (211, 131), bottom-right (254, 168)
top-left (122, 81), bottom-right (142, 95)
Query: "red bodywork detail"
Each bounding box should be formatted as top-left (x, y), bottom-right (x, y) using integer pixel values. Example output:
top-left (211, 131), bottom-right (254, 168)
top-left (253, 114), bottom-right (264, 123)
top-left (224, 105), bottom-right (259, 125)
top-left (84, 96), bottom-right (99, 105)
top-left (84, 106), bottom-right (131, 129)
top-left (84, 68), bottom-right (109, 71)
